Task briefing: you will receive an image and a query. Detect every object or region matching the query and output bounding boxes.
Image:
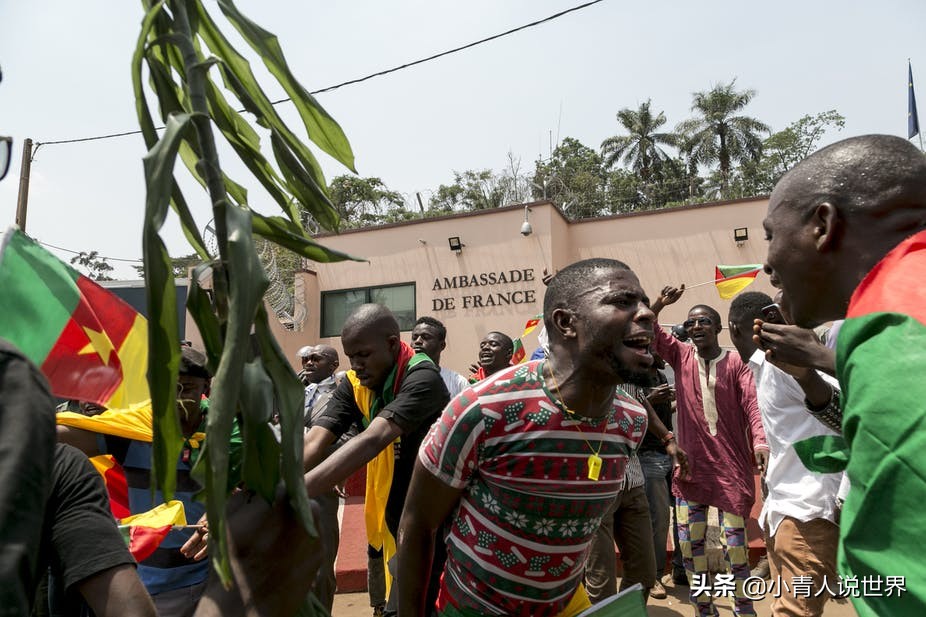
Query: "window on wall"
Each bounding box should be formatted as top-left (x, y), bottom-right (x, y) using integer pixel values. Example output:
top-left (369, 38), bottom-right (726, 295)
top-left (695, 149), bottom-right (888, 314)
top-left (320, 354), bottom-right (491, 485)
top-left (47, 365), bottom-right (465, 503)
top-left (321, 283), bottom-right (416, 337)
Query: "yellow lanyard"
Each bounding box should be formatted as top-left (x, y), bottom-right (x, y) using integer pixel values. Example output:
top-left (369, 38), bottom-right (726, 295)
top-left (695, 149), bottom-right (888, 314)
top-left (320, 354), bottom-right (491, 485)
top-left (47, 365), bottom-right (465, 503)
top-left (547, 365), bottom-right (604, 481)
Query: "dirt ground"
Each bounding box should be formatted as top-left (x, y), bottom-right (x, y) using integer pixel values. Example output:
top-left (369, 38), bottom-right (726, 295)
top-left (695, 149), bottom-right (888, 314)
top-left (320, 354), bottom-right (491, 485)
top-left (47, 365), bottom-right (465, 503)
top-left (331, 575), bottom-right (859, 616)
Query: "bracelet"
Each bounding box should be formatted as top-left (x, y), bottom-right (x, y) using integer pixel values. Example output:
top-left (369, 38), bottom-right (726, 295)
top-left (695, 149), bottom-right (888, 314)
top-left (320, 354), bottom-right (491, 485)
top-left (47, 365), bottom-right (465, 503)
top-left (661, 431), bottom-right (675, 445)
top-left (804, 386), bottom-right (842, 434)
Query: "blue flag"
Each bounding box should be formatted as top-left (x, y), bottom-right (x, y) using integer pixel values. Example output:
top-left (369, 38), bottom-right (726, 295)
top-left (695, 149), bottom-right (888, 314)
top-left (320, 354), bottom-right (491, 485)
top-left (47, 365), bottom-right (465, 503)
top-left (909, 61), bottom-right (920, 139)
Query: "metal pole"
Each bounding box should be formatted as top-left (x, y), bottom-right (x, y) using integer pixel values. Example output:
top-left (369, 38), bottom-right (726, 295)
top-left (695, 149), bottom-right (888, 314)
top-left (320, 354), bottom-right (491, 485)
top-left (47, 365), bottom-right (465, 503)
top-left (15, 138), bottom-right (33, 232)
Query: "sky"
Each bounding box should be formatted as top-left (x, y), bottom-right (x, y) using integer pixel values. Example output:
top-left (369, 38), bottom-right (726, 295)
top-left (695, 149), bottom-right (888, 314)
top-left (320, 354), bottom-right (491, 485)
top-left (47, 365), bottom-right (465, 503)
top-left (2, 0), bottom-right (925, 278)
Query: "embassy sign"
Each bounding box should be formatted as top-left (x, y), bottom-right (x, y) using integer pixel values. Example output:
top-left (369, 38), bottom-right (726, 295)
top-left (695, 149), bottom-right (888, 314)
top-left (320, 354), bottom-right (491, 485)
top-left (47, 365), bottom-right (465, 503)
top-left (431, 268), bottom-right (537, 311)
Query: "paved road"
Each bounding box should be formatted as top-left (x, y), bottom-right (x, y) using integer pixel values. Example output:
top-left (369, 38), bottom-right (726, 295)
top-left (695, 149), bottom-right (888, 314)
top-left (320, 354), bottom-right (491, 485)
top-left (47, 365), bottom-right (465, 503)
top-left (331, 576), bottom-right (858, 616)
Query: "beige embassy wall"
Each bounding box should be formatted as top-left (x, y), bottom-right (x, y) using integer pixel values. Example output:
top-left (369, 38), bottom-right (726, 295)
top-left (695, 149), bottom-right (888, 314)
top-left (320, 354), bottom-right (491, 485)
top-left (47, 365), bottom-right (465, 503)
top-left (268, 196), bottom-right (781, 374)
top-left (302, 202), bottom-right (558, 375)
top-left (564, 197), bottom-right (777, 348)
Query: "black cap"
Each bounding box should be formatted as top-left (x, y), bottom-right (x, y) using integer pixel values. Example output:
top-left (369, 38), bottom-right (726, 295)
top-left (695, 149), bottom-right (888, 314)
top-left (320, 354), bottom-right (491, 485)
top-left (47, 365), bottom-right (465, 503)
top-left (179, 346), bottom-right (211, 379)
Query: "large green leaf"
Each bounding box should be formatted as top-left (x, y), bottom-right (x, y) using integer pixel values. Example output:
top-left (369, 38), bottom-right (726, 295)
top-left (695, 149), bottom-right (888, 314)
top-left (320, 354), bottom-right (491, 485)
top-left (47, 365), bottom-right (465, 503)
top-left (270, 131), bottom-right (340, 232)
top-left (204, 202), bottom-right (269, 586)
top-left (135, 19), bottom-right (210, 259)
top-left (216, 0), bottom-right (356, 172)
top-left (253, 304), bottom-right (316, 538)
top-left (186, 262), bottom-right (223, 371)
top-left (238, 360), bottom-right (280, 502)
top-left (203, 78), bottom-right (295, 213)
top-left (142, 111), bottom-right (198, 501)
top-left (133, 1), bottom-right (167, 150)
top-left (192, 4), bottom-right (342, 231)
top-left (250, 212), bottom-right (363, 263)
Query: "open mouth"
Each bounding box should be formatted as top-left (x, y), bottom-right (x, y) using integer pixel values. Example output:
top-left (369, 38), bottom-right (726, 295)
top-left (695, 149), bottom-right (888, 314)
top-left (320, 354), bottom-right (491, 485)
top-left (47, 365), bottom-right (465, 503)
top-left (623, 334), bottom-right (653, 350)
top-left (479, 352), bottom-right (494, 363)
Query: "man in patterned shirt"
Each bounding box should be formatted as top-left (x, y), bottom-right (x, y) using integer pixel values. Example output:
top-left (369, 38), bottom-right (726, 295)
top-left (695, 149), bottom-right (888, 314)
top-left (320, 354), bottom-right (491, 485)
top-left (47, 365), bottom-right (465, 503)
top-left (397, 258), bottom-right (659, 617)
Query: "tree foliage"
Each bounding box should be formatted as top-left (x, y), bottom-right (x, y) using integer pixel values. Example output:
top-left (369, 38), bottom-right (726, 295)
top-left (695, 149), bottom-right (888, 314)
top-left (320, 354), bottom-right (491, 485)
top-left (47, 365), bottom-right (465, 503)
top-left (601, 100), bottom-right (677, 181)
top-left (325, 175), bottom-right (405, 229)
top-left (676, 80), bottom-right (770, 196)
top-left (533, 137), bottom-right (607, 217)
top-left (70, 251), bottom-right (115, 281)
top-left (132, 252), bottom-right (203, 279)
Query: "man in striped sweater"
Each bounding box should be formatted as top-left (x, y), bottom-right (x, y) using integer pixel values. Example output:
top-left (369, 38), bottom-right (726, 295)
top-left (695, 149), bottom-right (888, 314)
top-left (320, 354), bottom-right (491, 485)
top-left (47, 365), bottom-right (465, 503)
top-left (397, 258), bottom-right (669, 617)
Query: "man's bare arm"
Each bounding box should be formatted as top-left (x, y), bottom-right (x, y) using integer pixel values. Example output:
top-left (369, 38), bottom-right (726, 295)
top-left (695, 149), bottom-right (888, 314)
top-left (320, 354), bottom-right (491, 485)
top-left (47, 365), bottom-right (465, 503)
top-left (302, 425), bottom-right (337, 473)
top-left (303, 417), bottom-right (401, 497)
top-left (397, 460), bottom-right (464, 617)
top-left (56, 425), bottom-right (101, 457)
top-left (77, 564), bottom-right (157, 617)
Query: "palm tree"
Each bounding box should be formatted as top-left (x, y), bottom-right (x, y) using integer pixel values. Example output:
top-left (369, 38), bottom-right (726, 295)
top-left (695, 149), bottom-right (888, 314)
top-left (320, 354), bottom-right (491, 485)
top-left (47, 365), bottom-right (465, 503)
top-left (676, 80), bottom-right (770, 196)
top-left (601, 100), bottom-right (677, 182)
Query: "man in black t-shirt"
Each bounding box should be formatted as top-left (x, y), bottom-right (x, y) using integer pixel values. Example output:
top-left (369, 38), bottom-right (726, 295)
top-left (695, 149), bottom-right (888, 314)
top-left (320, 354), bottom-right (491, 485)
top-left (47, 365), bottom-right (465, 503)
top-left (302, 304), bottom-right (449, 616)
top-left (0, 339), bottom-right (56, 616)
top-left (38, 444), bottom-right (156, 617)
top-left (636, 355), bottom-right (680, 597)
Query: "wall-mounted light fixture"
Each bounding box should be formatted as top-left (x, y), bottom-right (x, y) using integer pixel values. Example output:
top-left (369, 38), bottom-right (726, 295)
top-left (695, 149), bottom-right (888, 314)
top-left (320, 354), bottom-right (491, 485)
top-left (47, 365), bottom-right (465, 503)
top-left (734, 227), bottom-right (749, 244)
top-left (520, 206), bottom-right (533, 236)
top-left (448, 236), bottom-right (464, 253)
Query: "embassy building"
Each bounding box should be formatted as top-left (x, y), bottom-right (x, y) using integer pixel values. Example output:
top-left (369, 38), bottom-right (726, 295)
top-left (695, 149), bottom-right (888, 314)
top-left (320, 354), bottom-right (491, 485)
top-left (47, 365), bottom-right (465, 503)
top-left (187, 197), bottom-right (777, 376)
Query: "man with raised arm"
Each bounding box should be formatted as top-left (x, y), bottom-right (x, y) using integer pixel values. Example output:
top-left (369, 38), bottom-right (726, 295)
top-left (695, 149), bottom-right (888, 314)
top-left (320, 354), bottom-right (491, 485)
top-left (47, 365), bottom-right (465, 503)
top-left (650, 287), bottom-right (767, 617)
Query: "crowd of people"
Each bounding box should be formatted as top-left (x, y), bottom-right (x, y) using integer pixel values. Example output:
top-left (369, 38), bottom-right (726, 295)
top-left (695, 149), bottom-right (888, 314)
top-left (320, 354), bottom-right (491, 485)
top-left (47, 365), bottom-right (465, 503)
top-left (2, 132), bottom-right (924, 617)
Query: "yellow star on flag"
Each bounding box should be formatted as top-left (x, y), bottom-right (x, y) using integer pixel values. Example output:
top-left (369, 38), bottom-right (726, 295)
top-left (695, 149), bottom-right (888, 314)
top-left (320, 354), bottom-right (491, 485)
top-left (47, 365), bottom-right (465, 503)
top-left (79, 326), bottom-right (116, 365)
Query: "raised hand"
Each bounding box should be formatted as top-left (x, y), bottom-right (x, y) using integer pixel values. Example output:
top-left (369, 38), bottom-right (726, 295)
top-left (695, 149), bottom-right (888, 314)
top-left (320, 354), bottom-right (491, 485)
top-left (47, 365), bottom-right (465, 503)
top-left (651, 284), bottom-right (685, 316)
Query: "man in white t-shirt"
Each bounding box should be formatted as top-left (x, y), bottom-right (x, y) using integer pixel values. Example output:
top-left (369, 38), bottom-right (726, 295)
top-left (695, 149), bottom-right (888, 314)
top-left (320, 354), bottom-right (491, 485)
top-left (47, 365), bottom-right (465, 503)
top-left (729, 292), bottom-right (843, 617)
top-left (410, 317), bottom-right (468, 398)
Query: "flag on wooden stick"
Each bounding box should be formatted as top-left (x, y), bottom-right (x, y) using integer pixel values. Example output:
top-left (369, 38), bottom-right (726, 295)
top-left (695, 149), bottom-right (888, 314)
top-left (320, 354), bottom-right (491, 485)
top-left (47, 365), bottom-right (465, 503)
top-left (714, 264), bottom-right (763, 299)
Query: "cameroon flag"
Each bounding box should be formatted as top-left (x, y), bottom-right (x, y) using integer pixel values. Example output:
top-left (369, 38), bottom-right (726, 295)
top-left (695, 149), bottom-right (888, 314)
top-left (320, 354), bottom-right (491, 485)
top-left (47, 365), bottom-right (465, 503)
top-left (521, 314), bottom-right (543, 338)
top-left (89, 454), bottom-right (131, 519)
top-left (714, 264), bottom-right (763, 299)
top-left (0, 228), bottom-right (149, 408)
top-left (118, 500), bottom-right (187, 562)
top-left (511, 338), bottom-right (526, 364)
top-left (829, 229), bottom-right (926, 617)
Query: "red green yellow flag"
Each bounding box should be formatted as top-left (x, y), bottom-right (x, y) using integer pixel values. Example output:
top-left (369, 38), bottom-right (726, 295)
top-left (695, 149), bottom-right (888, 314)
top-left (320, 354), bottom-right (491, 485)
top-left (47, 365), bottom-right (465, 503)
top-left (0, 228), bottom-right (149, 408)
top-left (511, 338), bottom-right (526, 364)
top-left (824, 229), bottom-right (926, 617)
top-left (89, 454), bottom-right (131, 519)
top-left (118, 500), bottom-right (187, 562)
top-left (521, 314), bottom-right (543, 338)
top-left (714, 264), bottom-right (763, 299)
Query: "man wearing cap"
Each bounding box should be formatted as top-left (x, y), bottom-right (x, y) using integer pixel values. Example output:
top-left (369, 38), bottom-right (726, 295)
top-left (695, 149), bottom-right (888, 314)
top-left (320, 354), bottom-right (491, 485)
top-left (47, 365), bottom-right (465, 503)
top-left (56, 346), bottom-right (241, 617)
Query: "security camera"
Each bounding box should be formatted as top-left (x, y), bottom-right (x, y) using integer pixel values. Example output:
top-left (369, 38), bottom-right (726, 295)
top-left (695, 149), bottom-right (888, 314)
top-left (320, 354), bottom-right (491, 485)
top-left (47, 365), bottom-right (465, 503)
top-left (520, 221), bottom-right (532, 236)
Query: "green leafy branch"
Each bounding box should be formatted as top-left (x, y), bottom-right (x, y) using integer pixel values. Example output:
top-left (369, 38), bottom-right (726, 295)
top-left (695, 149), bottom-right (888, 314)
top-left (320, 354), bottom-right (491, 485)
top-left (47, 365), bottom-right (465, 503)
top-left (133, 0), bottom-right (360, 594)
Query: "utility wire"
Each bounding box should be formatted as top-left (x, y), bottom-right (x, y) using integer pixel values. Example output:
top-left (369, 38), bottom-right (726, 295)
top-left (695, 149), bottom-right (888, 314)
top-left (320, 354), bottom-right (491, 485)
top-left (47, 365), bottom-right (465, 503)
top-left (36, 239), bottom-right (144, 263)
top-left (36, 0), bottom-right (606, 147)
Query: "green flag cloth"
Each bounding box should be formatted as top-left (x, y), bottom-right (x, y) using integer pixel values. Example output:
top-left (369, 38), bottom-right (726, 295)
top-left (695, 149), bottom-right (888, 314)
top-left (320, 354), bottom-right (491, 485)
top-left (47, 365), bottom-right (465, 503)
top-left (835, 229), bottom-right (926, 616)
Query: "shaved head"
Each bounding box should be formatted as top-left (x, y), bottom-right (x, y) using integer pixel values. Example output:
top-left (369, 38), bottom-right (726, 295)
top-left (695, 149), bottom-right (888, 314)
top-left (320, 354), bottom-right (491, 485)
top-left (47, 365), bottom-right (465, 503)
top-left (341, 304), bottom-right (402, 389)
top-left (774, 134), bottom-right (926, 230)
top-left (342, 304), bottom-right (400, 341)
top-left (314, 344), bottom-right (339, 363)
top-left (764, 134), bottom-right (926, 327)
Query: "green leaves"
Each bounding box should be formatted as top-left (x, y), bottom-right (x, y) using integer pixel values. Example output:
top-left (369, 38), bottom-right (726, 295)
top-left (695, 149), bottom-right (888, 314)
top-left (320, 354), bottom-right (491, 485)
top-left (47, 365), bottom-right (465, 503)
top-left (135, 0), bottom-right (359, 603)
top-left (216, 0), bottom-right (356, 172)
top-left (141, 111), bottom-right (195, 502)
